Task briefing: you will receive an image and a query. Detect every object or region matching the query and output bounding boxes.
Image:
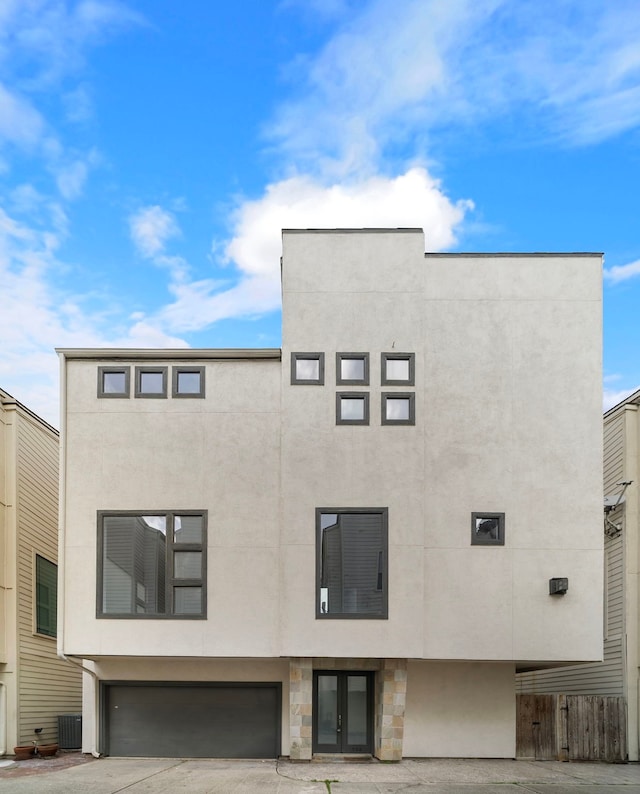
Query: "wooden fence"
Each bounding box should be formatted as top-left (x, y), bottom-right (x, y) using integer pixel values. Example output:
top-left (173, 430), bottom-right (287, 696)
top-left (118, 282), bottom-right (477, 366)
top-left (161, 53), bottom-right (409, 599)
top-left (516, 694), bottom-right (627, 762)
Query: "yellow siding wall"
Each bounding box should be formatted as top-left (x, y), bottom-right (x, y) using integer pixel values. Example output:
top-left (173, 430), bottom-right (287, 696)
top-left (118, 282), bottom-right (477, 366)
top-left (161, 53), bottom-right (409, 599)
top-left (16, 411), bottom-right (81, 746)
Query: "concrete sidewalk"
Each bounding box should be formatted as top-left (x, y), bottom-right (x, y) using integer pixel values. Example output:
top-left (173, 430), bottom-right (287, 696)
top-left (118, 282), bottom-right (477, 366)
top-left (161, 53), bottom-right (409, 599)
top-left (0, 757), bottom-right (639, 793)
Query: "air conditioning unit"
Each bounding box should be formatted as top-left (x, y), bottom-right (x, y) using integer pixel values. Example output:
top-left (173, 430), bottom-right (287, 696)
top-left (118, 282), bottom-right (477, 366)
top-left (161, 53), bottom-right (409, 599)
top-left (57, 714), bottom-right (82, 749)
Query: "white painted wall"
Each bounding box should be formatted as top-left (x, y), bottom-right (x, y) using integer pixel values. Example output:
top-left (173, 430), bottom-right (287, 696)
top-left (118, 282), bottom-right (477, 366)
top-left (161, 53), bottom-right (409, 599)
top-left (404, 660), bottom-right (516, 757)
top-left (279, 230), bottom-right (603, 664)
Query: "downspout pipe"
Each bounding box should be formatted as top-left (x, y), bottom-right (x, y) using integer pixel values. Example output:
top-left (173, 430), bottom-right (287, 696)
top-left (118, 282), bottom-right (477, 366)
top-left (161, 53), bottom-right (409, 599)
top-left (56, 351), bottom-right (101, 758)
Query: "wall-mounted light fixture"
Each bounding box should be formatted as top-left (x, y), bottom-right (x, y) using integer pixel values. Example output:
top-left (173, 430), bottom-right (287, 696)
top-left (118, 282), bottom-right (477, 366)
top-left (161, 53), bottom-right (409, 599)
top-left (549, 577), bottom-right (569, 595)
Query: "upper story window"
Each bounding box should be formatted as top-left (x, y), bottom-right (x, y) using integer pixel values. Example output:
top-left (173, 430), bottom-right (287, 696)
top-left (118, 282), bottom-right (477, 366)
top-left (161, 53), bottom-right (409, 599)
top-left (382, 393), bottom-right (415, 425)
top-left (336, 392), bottom-right (369, 425)
top-left (291, 352), bottom-right (325, 385)
top-left (336, 353), bottom-right (369, 385)
top-left (381, 353), bottom-right (415, 386)
top-left (471, 512), bottom-right (505, 546)
top-left (135, 366), bottom-right (168, 398)
top-left (35, 554), bottom-right (57, 638)
top-left (98, 366), bottom-right (130, 398)
top-left (98, 511), bottom-right (207, 618)
top-left (172, 366), bottom-right (205, 398)
top-left (317, 508), bottom-right (388, 619)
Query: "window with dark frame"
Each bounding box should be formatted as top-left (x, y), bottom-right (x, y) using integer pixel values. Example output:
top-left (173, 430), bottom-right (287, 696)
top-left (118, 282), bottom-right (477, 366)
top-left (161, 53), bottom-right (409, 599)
top-left (98, 511), bottom-right (207, 618)
top-left (135, 366), bottom-right (168, 398)
top-left (381, 353), bottom-right (415, 386)
top-left (35, 555), bottom-right (57, 637)
top-left (291, 352), bottom-right (325, 385)
top-left (381, 392), bottom-right (415, 425)
top-left (172, 366), bottom-right (205, 398)
top-left (471, 512), bottom-right (505, 546)
top-left (317, 508), bottom-right (388, 619)
top-left (336, 353), bottom-right (369, 385)
top-left (98, 366), bottom-right (130, 398)
top-left (336, 392), bottom-right (369, 425)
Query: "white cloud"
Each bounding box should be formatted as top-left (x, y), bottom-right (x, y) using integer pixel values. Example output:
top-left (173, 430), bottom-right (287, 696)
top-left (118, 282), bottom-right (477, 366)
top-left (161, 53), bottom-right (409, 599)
top-left (604, 385), bottom-right (640, 412)
top-left (604, 259), bottom-right (640, 285)
top-left (130, 205), bottom-right (181, 258)
top-left (0, 82), bottom-right (44, 149)
top-left (153, 168), bottom-right (471, 333)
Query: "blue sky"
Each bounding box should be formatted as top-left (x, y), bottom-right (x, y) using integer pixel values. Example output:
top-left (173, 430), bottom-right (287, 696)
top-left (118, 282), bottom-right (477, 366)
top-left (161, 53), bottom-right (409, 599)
top-left (1, 0), bottom-right (640, 427)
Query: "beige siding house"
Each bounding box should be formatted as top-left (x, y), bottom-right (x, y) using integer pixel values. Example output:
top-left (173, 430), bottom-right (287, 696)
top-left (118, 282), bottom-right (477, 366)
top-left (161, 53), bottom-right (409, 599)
top-left (58, 228), bottom-right (603, 760)
top-left (0, 388), bottom-right (81, 755)
top-left (517, 390), bottom-right (640, 760)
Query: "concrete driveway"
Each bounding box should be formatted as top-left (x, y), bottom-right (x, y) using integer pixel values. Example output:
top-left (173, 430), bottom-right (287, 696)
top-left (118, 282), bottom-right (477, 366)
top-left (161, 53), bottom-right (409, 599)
top-left (0, 757), bottom-right (639, 793)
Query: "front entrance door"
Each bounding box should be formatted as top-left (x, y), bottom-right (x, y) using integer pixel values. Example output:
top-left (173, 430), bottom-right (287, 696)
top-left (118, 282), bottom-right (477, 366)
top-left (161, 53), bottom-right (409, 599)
top-left (313, 671), bottom-right (374, 754)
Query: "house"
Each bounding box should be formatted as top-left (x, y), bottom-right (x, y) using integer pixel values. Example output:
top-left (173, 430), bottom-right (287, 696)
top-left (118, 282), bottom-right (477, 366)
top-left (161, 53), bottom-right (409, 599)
top-left (517, 388), bottom-right (640, 761)
top-left (0, 388), bottom-right (82, 755)
top-left (56, 228), bottom-right (603, 760)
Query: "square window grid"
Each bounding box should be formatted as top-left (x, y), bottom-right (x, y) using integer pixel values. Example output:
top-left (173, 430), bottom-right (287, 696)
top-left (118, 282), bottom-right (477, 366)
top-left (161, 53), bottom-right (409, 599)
top-left (381, 392), bottom-right (415, 425)
top-left (381, 353), bottom-right (415, 386)
top-left (336, 353), bottom-right (369, 385)
top-left (291, 352), bottom-right (325, 385)
top-left (336, 392), bottom-right (370, 425)
top-left (471, 512), bottom-right (505, 546)
top-left (98, 366), bottom-right (130, 398)
top-left (172, 366), bottom-right (205, 398)
top-left (135, 367), bottom-right (168, 398)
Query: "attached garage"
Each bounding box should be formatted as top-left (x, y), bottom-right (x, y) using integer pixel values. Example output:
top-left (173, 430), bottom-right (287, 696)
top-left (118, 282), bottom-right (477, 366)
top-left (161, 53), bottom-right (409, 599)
top-left (102, 682), bottom-right (281, 758)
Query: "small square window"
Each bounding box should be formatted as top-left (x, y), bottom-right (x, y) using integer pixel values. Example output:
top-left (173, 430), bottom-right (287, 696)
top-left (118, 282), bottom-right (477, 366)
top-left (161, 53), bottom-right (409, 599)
top-left (381, 393), bottom-right (415, 425)
top-left (336, 392), bottom-right (369, 425)
top-left (172, 366), bottom-right (205, 398)
top-left (98, 367), bottom-right (130, 398)
top-left (381, 353), bottom-right (415, 385)
top-left (471, 512), bottom-right (505, 546)
top-left (135, 367), bottom-right (168, 398)
top-left (336, 353), bottom-right (369, 385)
top-left (291, 353), bottom-right (324, 385)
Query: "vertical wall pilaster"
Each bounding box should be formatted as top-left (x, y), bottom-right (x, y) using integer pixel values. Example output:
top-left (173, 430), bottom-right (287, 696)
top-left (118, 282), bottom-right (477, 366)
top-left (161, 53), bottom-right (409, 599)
top-left (375, 658), bottom-right (407, 761)
top-left (289, 657), bottom-right (313, 760)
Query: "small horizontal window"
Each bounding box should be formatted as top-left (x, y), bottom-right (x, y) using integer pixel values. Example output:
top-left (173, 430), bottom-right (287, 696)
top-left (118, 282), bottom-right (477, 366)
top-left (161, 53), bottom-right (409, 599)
top-left (381, 393), bottom-right (415, 425)
top-left (336, 353), bottom-right (369, 385)
top-left (172, 366), bottom-right (205, 398)
top-left (98, 367), bottom-right (130, 398)
top-left (291, 353), bottom-right (324, 385)
top-left (471, 512), bottom-right (505, 546)
top-left (135, 366), bottom-right (168, 398)
top-left (381, 353), bottom-right (415, 386)
top-left (336, 392), bottom-right (369, 425)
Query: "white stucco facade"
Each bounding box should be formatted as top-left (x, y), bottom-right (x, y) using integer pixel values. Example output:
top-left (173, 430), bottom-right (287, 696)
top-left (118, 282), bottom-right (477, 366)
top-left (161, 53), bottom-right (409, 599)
top-left (57, 228), bottom-right (603, 760)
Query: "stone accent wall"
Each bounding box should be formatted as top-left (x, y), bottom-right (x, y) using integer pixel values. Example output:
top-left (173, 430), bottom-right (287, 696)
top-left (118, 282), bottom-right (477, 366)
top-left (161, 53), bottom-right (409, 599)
top-left (289, 658), bottom-right (313, 760)
top-left (288, 657), bottom-right (407, 760)
top-left (375, 658), bottom-right (407, 761)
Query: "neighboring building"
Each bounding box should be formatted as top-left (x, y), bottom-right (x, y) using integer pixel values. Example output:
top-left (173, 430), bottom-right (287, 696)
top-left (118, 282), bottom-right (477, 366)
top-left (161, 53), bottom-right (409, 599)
top-left (517, 389), bottom-right (640, 761)
top-left (57, 228), bottom-right (603, 760)
top-left (0, 388), bottom-right (82, 755)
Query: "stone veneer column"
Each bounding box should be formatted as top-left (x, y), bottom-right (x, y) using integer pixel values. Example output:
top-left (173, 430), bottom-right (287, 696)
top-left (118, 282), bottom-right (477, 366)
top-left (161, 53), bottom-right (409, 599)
top-left (289, 658), bottom-right (313, 760)
top-left (375, 658), bottom-right (407, 761)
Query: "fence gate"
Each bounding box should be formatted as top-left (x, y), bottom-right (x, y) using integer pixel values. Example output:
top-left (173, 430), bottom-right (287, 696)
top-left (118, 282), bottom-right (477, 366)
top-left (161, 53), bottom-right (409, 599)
top-left (565, 695), bottom-right (626, 762)
top-left (516, 694), bottom-right (556, 759)
top-left (516, 694), bottom-right (627, 762)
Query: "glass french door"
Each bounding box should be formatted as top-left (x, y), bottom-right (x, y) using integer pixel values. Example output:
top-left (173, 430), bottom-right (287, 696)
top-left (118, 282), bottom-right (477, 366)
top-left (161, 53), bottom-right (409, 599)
top-left (313, 671), bottom-right (374, 754)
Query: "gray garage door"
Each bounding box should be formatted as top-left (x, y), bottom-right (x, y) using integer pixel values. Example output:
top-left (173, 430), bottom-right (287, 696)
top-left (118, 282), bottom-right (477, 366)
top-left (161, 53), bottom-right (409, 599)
top-left (104, 683), bottom-right (280, 758)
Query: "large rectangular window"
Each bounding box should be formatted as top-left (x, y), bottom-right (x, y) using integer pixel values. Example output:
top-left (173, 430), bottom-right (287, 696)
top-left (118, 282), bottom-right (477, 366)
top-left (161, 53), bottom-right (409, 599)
top-left (35, 555), bottom-right (57, 637)
top-left (98, 511), bottom-right (206, 618)
top-left (316, 508), bottom-right (388, 619)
